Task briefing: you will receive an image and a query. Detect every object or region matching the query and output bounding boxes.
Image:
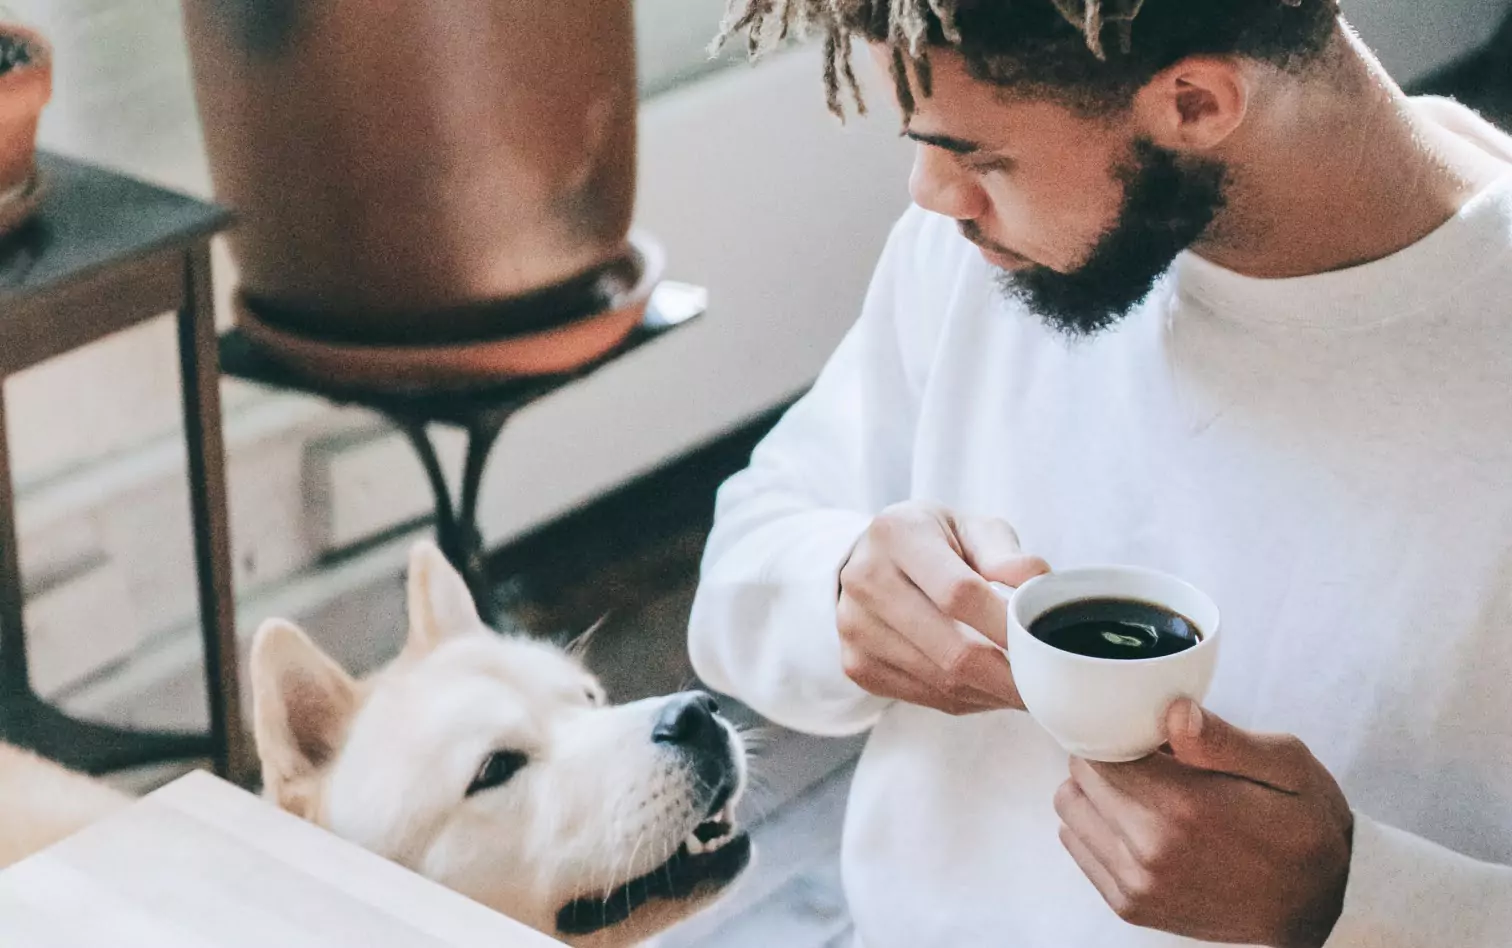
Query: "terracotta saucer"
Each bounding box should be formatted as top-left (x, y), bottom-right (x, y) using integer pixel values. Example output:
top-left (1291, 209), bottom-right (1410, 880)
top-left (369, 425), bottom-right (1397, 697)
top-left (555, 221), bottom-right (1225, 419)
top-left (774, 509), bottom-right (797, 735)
top-left (236, 231), bottom-right (665, 392)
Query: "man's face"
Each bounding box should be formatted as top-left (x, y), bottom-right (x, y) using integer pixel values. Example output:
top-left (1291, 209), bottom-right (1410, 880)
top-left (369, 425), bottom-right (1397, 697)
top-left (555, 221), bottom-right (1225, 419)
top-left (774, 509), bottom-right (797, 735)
top-left (879, 48), bottom-right (1228, 337)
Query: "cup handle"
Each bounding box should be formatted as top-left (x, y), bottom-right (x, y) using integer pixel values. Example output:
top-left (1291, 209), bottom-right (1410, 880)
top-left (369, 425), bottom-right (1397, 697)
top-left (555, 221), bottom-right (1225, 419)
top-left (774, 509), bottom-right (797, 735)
top-left (989, 582), bottom-right (1015, 656)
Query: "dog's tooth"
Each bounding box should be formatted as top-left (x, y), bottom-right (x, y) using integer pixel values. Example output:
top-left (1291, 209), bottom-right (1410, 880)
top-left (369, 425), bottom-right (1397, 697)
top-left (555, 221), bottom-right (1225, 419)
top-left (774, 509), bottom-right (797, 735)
top-left (685, 833), bottom-right (706, 855)
top-left (705, 831), bottom-right (734, 852)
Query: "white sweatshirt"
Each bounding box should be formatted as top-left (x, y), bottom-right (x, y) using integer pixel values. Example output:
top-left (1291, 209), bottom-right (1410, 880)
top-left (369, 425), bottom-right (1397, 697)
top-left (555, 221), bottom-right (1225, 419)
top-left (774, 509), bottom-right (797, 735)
top-left (689, 98), bottom-right (1512, 948)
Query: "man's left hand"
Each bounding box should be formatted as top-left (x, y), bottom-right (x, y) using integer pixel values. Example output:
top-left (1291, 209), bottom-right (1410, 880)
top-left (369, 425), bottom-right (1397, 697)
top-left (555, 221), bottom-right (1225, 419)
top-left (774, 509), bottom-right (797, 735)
top-left (1055, 700), bottom-right (1354, 948)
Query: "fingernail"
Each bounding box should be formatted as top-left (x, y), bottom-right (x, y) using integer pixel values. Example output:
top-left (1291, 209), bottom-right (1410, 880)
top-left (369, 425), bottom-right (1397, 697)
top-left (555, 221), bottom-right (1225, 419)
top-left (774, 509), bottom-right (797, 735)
top-left (1184, 701), bottom-right (1204, 740)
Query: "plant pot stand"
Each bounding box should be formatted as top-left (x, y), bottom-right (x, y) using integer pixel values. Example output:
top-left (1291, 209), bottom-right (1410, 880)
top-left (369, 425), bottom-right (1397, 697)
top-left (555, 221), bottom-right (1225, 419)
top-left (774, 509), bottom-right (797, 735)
top-left (218, 282), bottom-right (708, 625)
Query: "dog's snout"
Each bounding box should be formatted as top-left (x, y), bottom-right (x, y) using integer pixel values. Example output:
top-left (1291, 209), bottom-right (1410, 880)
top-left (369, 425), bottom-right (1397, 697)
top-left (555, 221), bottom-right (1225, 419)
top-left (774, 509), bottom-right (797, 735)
top-left (652, 692), bottom-right (721, 748)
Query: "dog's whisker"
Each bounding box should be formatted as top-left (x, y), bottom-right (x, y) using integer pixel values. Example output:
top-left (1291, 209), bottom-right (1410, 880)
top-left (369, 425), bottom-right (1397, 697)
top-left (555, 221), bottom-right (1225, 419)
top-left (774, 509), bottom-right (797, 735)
top-left (596, 820), bottom-right (631, 908)
top-left (621, 830), bottom-right (649, 919)
top-left (661, 838), bottom-right (677, 898)
top-left (566, 610), bottom-right (615, 660)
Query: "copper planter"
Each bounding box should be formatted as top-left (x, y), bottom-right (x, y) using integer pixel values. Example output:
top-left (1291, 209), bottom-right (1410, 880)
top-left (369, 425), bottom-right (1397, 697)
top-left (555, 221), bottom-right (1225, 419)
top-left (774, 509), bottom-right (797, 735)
top-left (182, 0), bottom-right (642, 378)
top-left (0, 24), bottom-right (51, 240)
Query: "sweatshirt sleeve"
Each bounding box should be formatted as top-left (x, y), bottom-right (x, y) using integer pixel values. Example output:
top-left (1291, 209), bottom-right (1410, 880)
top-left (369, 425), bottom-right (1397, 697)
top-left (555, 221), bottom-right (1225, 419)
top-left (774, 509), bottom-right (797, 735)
top-left (1322, 812), bottom-right (1512, 947)
top-left (687, 209), bottom-right (940, 737)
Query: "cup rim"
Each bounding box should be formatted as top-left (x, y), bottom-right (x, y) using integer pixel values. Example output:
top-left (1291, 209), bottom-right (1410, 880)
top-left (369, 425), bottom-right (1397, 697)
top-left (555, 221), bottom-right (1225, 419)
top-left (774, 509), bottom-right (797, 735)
top-left (1003, 565), bottom-right (1220, 668)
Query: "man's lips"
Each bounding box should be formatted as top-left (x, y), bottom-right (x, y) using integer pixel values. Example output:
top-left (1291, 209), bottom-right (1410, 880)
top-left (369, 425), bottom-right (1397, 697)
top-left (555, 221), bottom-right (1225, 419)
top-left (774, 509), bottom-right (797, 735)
top-left (977, 245), bottom-right (1034, 271)
top-left (960, 226), bottom-right (1035, 271)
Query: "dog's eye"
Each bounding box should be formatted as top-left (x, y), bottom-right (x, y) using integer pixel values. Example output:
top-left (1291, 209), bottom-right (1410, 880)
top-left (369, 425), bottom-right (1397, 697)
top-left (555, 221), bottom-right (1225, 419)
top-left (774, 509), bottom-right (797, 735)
top-left (466, 750), bottom-right (528, 797)
top-left (584, 687), bottom-right (603, 706)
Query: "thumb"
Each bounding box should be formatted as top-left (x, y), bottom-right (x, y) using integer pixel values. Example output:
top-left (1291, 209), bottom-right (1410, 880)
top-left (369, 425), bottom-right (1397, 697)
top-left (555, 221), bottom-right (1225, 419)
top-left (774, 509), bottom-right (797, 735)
top-left (1165, 699), bottom-right (1312, 794)
top-left (954, 516), bottom-right (1051, 588)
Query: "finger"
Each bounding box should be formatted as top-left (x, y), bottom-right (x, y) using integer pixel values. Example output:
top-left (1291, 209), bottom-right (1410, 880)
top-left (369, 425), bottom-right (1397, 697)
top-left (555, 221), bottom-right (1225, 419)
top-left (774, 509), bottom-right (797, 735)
top-left (1164, 700), bottom-right (1312, 795)
top-left (955, 516), bottom-right (1052, 588)
top-left (889, 514), bottom-right (1010, 645)
top-left (1059, 823), bottom-right (1127, 914)
top-left (1054, 778), bottom-right (1135, 879)
top-left (1080, 749), bottom-right (1190, 797)
top-left (856, 640), bottom-right (1014, 712)
top-left (1070, 757), bottom-right (1172, 854)
top-left (948, 641), bottom-right (1024, 710)
top-left (845, 655), bottom-right (1005, 716)
top-left (850, 564), bottom-right (1023, 705)
top-left (881, 598), bottom-right (1020, 705)
top-left (842, 590), bottom-right (1016, 707)
top-left (1077, 754), bottom-right (1282, 872)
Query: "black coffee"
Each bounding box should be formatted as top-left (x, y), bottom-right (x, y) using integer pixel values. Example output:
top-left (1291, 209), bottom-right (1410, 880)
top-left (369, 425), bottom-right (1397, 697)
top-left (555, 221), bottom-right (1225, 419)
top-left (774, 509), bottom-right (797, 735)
top-left (1028, 598), bottom-right (1201, 660)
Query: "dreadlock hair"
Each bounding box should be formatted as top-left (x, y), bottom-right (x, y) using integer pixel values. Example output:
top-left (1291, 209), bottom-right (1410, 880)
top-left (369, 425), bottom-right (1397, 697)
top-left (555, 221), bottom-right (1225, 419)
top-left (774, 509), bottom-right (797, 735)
top-left (710, 0), bottom-right (1343, 120)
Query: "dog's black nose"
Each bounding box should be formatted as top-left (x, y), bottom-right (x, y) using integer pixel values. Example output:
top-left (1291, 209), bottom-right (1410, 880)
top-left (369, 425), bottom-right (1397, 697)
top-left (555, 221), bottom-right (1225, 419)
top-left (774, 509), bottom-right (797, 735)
top-left (653, 692), bottom-right (722, 748)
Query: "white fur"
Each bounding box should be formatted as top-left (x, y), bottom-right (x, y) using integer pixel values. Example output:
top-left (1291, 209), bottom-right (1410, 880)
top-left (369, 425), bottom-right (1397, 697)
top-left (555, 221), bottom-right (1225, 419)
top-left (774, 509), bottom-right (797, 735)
top-left (0, 744), bottom-right (130, 869)
top-left (252, 542), bottom-right (750, 946)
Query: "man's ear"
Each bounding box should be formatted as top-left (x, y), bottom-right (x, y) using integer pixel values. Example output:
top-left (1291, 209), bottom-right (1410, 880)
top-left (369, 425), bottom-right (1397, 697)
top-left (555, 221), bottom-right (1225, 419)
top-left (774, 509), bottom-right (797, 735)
top-left (1133, 55), bottom-right (1250, 152)
top-left (250, 619), bottom-right (358, 815)
top-left (405, 541), bottom-right (486, 655)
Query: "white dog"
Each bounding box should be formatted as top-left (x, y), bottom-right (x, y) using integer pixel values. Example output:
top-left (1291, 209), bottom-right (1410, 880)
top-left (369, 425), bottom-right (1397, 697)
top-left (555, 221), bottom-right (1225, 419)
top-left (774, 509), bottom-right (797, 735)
top-left (0, 542), bottom-right (750, 947)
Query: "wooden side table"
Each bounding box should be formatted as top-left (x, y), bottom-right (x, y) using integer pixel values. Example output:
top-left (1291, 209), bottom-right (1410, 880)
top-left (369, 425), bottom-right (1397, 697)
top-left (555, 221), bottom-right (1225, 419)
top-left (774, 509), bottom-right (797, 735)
top-left (0, 153), bottom-right (251, 784)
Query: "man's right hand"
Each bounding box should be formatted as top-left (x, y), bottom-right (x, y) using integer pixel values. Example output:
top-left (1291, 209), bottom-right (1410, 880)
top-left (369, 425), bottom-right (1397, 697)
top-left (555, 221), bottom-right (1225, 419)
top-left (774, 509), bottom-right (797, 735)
top-left (837, 501), bottom-right (1051, 715)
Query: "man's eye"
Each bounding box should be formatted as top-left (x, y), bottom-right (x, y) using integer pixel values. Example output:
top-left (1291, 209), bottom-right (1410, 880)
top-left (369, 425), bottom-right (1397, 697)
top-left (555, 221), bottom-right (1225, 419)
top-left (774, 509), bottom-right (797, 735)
top-left (963, 155), bottom-right (1014, 175)
top-left (466, 750), bottom-right (528, 796)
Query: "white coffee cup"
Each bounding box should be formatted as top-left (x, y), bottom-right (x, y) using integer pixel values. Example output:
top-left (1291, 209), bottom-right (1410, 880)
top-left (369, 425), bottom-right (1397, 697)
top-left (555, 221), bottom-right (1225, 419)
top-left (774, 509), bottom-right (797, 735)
top-left (991, 566), bottom-right (1221, 763)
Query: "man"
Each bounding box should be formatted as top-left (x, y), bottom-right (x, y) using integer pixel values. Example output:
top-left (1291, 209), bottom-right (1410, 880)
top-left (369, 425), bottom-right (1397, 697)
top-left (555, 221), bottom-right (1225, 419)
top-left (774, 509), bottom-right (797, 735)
top-left (687, 2), bottom-right (1512, 946)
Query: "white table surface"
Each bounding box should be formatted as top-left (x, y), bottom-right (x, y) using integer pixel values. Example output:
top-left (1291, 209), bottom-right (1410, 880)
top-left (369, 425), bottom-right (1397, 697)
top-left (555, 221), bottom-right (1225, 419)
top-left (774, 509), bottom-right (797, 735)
top-left (0, 769), bottom-right (566, 947)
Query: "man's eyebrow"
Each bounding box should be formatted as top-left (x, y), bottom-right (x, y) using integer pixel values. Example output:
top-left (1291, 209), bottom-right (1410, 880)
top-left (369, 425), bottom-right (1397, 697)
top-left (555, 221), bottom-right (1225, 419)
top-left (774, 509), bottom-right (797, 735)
top-left (903, 129), bottom-right (986, 155)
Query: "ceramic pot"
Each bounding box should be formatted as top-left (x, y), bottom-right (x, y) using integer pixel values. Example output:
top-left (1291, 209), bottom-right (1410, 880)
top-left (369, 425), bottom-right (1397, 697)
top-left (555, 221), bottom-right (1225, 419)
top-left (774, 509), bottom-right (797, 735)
top-left (181, 0), bottom-right (640, 360)
top-left (0, 23), bottom-right (51, 238)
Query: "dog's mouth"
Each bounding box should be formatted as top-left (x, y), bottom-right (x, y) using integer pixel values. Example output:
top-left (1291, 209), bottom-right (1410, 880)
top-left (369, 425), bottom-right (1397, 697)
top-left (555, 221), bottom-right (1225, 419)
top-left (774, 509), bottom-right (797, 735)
top-left (555, 803), bottom-right (752, 937)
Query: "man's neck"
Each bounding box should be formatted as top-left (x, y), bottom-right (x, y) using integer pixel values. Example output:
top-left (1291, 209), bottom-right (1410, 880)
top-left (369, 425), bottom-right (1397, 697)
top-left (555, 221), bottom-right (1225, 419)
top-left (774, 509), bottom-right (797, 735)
top-left (1193, 29), bottom-right (1509, 280)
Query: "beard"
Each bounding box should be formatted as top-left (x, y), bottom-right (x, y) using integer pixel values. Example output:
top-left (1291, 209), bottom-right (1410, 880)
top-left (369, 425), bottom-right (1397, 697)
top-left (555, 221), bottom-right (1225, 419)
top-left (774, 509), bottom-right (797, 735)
top-left (992, 139), bottom-right (1228, 339)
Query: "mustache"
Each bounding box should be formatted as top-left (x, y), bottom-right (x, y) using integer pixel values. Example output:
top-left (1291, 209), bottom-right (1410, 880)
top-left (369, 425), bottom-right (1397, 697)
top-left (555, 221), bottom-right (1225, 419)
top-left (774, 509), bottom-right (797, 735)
top-left (959, 222), bottom-right (1029, 264)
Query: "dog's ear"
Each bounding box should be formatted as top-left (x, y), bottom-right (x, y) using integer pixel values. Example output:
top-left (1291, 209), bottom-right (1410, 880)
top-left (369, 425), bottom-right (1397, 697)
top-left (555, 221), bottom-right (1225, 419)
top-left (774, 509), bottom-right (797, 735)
top-left (406, 541), bottom-right (485, 654)
top-left (251, 619), bottom-right (359, 815)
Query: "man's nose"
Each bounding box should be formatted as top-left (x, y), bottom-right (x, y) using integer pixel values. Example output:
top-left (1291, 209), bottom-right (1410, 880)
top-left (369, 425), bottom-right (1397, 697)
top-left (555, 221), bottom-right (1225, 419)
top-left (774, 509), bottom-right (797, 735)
top-left (909, 146), bottom-right (987, 221)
